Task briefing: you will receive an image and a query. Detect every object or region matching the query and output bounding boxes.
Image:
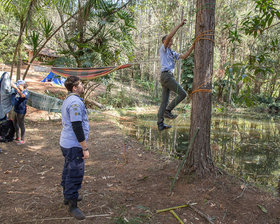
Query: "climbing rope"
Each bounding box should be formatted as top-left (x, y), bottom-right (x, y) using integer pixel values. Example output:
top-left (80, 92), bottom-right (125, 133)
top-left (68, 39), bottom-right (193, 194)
top-left (190, 75), bottom-right (213, 99)
top-left (186, 30), bottom-right (215, 99)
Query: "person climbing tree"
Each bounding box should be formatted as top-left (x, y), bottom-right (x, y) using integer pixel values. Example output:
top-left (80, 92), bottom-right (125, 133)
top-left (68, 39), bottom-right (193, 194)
top-left (157, 19), bottom-right (195, 131)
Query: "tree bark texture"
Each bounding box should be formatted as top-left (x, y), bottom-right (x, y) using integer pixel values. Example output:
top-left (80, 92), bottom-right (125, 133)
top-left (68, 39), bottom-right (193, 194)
top-left (185, 0), bottom-right (216, 176)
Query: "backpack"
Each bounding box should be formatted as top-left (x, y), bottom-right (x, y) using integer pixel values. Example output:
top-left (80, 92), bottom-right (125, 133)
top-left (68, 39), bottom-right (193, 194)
top-left (0, 119), bottom-right (15, 142)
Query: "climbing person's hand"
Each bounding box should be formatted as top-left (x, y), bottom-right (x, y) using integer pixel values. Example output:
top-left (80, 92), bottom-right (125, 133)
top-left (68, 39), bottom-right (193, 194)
top-left (180, 19), bottom-right (186, 27)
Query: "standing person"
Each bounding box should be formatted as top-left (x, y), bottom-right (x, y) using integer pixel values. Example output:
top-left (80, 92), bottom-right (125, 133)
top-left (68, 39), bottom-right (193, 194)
top-left (12, 80), bottom-right (29, 144)
top-left (157, 19), bottom-right (195, 131)
top-left (60, 76), bottom-right (89, 220)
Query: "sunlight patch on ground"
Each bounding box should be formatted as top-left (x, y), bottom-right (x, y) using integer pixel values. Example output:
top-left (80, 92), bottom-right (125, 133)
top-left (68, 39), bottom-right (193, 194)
top-left (85, 161), bottom-right (98, 166)
top-left (101, 130), bottom-right (119, 135)
top-left (26, 128), bottom-right (40, 132)
top-left (27, 145), bottom-right (44, 152)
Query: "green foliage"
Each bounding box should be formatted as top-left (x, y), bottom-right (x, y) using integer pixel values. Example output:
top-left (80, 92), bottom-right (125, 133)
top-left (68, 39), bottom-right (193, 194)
top-left (28, 31), bottom-right (40, 52)
top-left (98, 88), bottom-right (136, 108)
top-left (223, 23), bottom-right (242, 44)
top-left (247, 52), bottom-right (273, 76)
top-left (60, 0), bottom-right (136, 68)
top-left (254, 94), bottom-right (274, 104)
top-left (41, 19), bottom-right (53, 39)
top-left (135, 79), bottom-right (154, 91)
top-left (239, 86), bottom-right (255, 107)
top-left (242, 0), bottom-right (280, 36)
top-left (51, 56), bottom-right (76, 67)
top-left (0, 24), bottom-right (18, 63)
top-left (181, 53), bottom-right (194, 93)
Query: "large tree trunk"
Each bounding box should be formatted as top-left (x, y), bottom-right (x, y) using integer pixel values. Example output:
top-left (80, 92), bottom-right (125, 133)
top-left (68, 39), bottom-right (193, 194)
top-left (185, 0), bottom-right (216, 176)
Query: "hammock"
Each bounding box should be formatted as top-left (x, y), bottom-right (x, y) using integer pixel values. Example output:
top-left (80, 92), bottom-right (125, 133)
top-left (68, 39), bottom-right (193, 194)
top-left (28, 90), bottom-right (63, 112)
top-left (51, 64), bottom-right (131, 80)
top-left (27, 64), bottom-right (132, 112)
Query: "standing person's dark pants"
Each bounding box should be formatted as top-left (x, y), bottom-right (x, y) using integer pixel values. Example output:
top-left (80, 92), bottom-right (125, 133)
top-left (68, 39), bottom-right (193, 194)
top-left (14, 113), bottom-right (26, 140)
top-left (157, 71), bottom-right (187, 123)
top-left (61, 146), bottom-right (84, 200)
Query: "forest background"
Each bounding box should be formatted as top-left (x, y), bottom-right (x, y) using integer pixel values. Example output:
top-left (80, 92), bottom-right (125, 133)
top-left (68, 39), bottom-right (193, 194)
top-left (0, 0), bottom-right (280, 111)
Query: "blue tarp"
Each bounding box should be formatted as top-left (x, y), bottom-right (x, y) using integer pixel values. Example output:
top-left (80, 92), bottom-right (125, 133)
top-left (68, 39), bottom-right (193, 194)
top-left (41, 72), bottom-right (66, 86)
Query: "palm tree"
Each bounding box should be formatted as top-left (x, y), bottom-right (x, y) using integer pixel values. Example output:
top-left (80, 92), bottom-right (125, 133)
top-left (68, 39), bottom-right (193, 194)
top-left (1, 0), bottom-right (38, 80)
top-left (1, 0), bottom-right (89, 80)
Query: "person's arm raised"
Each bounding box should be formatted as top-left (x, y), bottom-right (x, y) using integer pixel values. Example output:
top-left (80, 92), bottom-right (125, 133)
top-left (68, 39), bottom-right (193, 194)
top-left (11, 83), bottom-right (26, 98)
top-left (180, 44), bottom-right (195, 60)
top-left (163, 19), bottom-right (186, 49)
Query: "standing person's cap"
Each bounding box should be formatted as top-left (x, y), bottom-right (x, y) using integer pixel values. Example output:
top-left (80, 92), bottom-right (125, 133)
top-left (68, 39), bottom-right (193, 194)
top-left (16, 80), bottom-right (26, 86)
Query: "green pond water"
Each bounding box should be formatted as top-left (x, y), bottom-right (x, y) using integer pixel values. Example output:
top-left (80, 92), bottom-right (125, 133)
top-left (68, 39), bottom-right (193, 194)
top-left (112, 110), bottom-right (280, 192)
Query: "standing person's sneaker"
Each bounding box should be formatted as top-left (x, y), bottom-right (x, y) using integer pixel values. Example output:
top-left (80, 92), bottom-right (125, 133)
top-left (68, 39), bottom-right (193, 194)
top-left (68, 199), bottom-right (86, 220)
top-left (17, 140), bottom-right (25, 145)
top-left (64, 196), bottom-right (82, 205)
top-left (157, 122), bottom-right (172, 131)
top-left (164, 110), bottom-right (177, 119)
top-left (15, 137), bottom-right (20, 142)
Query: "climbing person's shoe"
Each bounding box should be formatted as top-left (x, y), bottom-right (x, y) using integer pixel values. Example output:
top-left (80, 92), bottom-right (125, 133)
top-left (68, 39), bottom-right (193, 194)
top-left (157, 122), bottom-right (172, 131)
top-left (164, 110), bottom-right (177, 119)
top-left (68, 199), bottom-right (86, 220)
top-left (64, 196), bottom-right (82, 205)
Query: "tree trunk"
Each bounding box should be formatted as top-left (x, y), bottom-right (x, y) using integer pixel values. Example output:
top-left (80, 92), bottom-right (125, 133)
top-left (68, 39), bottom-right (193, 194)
top-left (177, 7), bottom-right (184, 84)
top-left (16, 42), bottom-right (21, 81)
top-left (269, 73), bottom-right (277, 97)
top-left (189, 0), bottom-right (195, 39)
top-left (253, 73), bottom-right (262, 94)
top-left (228, 19), bottom-right (238, 104)
top-left (218, 30), bottom-right (227, 79)
top-left (153, 38), bottom-right (159, 98)
top-left (185, 0), bottom-right (216, 176)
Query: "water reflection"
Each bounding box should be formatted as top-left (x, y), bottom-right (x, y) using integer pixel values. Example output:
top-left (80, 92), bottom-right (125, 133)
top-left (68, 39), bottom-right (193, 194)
top-left (115, 111), bottom-right (280, 192)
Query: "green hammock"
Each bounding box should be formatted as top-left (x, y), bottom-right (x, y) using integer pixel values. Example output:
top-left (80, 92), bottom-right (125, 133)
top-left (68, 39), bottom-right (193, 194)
top-left (28, 90), bottom-right (63, 112)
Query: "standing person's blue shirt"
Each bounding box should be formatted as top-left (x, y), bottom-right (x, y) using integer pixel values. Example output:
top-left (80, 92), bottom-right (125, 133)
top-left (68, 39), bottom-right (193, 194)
top-left (60, 94), bottom-right (89, 148)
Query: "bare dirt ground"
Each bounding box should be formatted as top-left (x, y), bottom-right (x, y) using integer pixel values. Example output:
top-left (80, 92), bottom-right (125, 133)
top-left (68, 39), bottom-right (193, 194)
top-left (0, 66), bottom-right (279, 224)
